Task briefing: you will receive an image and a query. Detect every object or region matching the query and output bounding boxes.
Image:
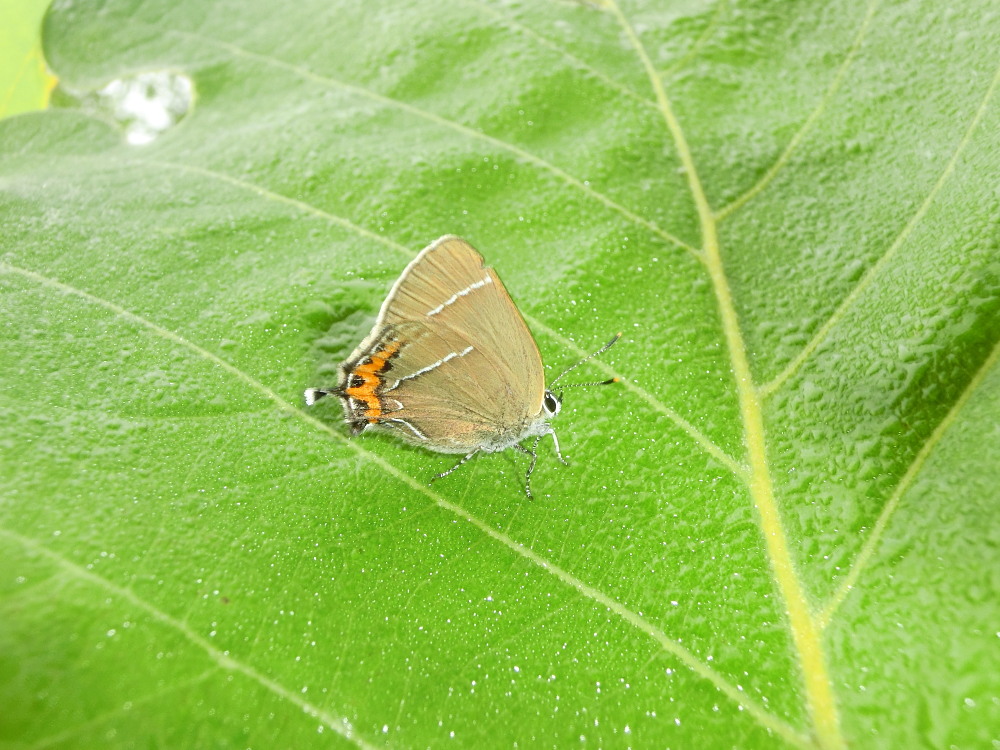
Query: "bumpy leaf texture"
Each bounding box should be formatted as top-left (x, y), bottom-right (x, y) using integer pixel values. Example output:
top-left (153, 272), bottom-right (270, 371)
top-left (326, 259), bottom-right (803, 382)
top-left (1, 1), bottom-right (997, 748)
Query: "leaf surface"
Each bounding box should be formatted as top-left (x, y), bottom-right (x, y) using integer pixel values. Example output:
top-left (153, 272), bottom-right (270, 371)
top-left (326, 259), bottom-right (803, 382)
top-left (1, 1), bottom-right (997, 748)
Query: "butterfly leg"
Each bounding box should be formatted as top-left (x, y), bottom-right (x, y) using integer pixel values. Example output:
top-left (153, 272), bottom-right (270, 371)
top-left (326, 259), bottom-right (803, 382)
top-left (430, 451), bottom-right (479, 484)
top-left (547, 427), bottom-right (569, 466)
top-left (515, 435), bottom-right (545, 499)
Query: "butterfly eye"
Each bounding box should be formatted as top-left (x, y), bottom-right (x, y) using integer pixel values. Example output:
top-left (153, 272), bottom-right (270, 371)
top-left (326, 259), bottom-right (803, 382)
top-left (543, 391), bottom-right (561, 416)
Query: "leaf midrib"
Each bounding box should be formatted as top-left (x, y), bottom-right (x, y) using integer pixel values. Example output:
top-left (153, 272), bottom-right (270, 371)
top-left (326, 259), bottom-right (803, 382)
top-left (605, 2), bottom-right (857, 747)
top-left (604, 5), bottom-right (1000, 750)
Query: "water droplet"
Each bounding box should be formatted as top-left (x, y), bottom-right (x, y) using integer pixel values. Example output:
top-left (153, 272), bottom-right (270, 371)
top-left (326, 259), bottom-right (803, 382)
top-left (90, 71), bottom-right (195, 145)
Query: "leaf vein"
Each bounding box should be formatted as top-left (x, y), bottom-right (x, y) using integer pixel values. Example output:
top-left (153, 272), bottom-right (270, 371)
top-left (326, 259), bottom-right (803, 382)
top-left (159, 27), bottom-right (699, 258)
top-left (136, 156), bottom-right (746, 477)
top-left (817, 336), bottom-right (1000, 629)
top-left (0, 529), bottom-right (377, 749)
top-left (662, 0), bottom-right (729, 79)
top-left (25, 668), bottom-right (220, 750)
top-left (464, 0), bottom-right (656, 109)
top-left (715, 0), bottom-right (879, 221)
top-left (0, 261), bottom-right (802, 747)
top-left (760, 60), bottom-right (1000, 399)
top-left (606, 2), bottom-right (844, 746)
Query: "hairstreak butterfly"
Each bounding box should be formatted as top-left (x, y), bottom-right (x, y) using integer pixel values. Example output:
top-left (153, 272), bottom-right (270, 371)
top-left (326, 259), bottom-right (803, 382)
top-left (305, 235), bottom-right (619, 497)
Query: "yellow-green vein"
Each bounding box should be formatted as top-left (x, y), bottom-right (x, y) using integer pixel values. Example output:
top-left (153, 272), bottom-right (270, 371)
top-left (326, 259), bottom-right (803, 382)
top-left (715, 0), bottom-right (879, 222)
top-left (817, 337), bottom-right (1000, 630)
top-left (0, 261), bottom-right (806, 747)
top-left (607, 2), bottom-right (844, 747)
top-left (760, 61), bottom-right (1000, 399)
top-left (662, 0), bottom-right (729, 78)
top-left (464, 0), bottom-right (655, 109)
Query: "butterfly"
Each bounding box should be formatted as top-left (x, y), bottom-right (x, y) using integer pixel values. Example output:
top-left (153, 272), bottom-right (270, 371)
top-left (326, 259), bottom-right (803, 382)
top-left (305, 235), bottom-right (619, 497)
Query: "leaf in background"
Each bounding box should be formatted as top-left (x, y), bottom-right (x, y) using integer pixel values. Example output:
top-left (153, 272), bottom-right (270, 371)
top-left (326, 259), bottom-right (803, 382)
top-left (0, 0), bottom-right (57, 118)
top-left (1, 1), bottom-right (997, 749)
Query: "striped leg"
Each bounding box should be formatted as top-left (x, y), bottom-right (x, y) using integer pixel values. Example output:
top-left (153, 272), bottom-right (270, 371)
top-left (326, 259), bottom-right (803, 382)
top-left (430, 451), bottom-right (479, 484)
top-left (515, 436), bottom-right (544, 499)
top-left (547, 428), bottom-right (569, 466)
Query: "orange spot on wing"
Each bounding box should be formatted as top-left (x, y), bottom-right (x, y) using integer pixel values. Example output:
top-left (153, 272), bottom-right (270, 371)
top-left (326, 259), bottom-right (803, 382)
top-left (345, 341), bottom-right (401, 421)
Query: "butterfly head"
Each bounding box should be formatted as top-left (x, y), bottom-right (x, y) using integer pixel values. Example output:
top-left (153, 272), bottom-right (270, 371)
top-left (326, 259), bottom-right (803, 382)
top-left (542, 390), bottom-right (562, 418)
top-left (543, 333), bottom-right (623, 415)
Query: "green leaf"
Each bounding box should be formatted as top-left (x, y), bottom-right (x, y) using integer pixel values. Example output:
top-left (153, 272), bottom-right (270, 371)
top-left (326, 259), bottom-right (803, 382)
top-left (1, 1), bottom-right (997, 748)
top-left (0, 0), bottom-right (57, 118)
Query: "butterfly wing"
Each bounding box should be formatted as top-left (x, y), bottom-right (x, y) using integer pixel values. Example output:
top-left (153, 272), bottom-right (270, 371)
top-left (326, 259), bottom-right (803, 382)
top-left (339, 236), bottom-right (545, 453)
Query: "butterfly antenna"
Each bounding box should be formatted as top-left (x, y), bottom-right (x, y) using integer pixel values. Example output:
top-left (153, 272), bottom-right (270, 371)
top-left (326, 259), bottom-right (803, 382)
top-left (550, 332), bottom-right (622, 388)
top-left (559, 378), bottom-right (618, 389)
